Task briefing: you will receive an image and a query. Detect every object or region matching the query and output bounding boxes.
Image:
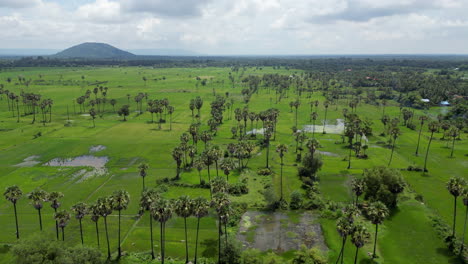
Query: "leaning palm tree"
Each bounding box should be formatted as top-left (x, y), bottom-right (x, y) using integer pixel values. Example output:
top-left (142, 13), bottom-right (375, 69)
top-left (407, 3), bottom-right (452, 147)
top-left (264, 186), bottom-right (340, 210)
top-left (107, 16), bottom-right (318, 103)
top-left (27, 188), bottom-right (48, 231)
top-left (54, 210), bottom-right (71, 241)
top-left (4, 185), bottom-right (22, 239)
top-left (415, 115), bottom-right (428, 156)
top-left (446, 177), bottom-right (467, 237)
top-left (138, 163), bottom-right (149, 191)
top-left (111, 190), bottom-right (130, 258)
top-left (71, 202), bottom-right (88, 245)
top-left (350, 178), bottom-right (365, 205)
top-left (211, 192), bottom-right (231, 264)
top-left (192, 197), bottom-right (210, 264)
top-left (323, 100), bottom-right (330, 134)
top-left (97, 196), bottom-right (113, 259)
top-left (140, 189), bottom-right (160, 259)
top-left (89, 203), bottom-right (101, 247)
top-left (151, 199), bottom-right (173, 264)
top-left (175, 196), bottom-right (194, 263)
top-left (387, 126), bottom-right (400, 167)
top-left (276, 144), bottom-right (288, 200)
top-left (351, 223), bottom-right (371, 264)
top-left (47, 191), bottom-right (64, 240)
top-left (335, 217), bottom-right (354, 264)
top-left (367, 201), bottom-right (389, 259)
top-left (423, 121), bottom-right (439, 172)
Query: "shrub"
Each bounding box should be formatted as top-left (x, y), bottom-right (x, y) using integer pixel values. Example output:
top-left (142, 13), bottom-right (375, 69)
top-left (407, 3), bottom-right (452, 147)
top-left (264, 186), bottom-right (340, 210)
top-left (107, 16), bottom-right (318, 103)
top-left (290, 190), bottom-right (304, 210)
top-left (257, 168), bottom-right (272, 176)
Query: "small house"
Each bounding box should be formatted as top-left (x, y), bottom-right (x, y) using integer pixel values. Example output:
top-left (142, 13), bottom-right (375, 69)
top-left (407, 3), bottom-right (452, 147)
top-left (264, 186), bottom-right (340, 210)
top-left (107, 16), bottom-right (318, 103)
top-left (440, 101), bottom-right (450, 106)
top-left (421, 99), bottom-right (430, 103)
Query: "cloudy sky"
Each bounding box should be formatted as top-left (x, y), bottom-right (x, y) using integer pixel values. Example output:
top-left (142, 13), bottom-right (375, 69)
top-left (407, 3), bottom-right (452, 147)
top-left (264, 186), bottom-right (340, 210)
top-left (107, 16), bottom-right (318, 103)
top-left (0, 0), bottom-right (467, 55)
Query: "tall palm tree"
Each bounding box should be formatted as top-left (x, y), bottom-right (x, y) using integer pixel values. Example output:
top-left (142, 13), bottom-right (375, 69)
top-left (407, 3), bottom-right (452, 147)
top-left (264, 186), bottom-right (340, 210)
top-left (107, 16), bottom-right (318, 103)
top-left (335, 217), bottom-right (353, 264)
top-left (311, 112), bottom-right (318, 138)
top-left (423, 121), bottom-right (439, 172)
top-left (211, 192), bottom-right (231, 264)
top-left (460, 189), bottom-right (468, 254)
top-left (71, 202), bottom-right (88, 245)
top-left (351, 223), bottom-right (371, 264)
top-left (367, 201), bottom-right (389, 259)
top-left (138, 163), bottom-right (149, 191)
top-left (151, 199), bottom-right (173, 264)
top-left (192, 197), bottom-right (210, 264)
top-left (4, 186), bottom-right (22, 239)
top-left (219, 158), bottom-right (235, 182)
top-left (323, 100), bottom-right (330, 134)
top-left (89, 203), bottom-right (101, 247)
top-left (97, 196), bottom-right (113, 259)
top-left (276, 144), bottom-right (288, 201)
top-left (350, 178), bottom-right (365, 205)
top-left (111, 190), bottom-right (130, 258)
top-left (140, 189), bottom-right (160, 259)
top-left (175, 196), bottom-right (194, 263)
top-left (388, 126), bottom-right (400, 166)
top-left (415, 115), bottom-right (428, 156)
top-left (54, 210), bottom-right (70, 241)
top-left (446, 177), bottom-right (467, 237)
top-left (27, 188), bottom-right (48, 231)
top-left (47, 191), bottom-right (64, 240)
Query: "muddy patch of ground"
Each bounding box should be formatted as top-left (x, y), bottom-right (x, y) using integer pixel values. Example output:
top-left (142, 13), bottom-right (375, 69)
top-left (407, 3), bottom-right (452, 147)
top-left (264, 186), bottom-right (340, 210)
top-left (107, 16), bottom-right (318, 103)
top-left (14, 156), bottom-right (41, 167)
top-left (237, 211), bottom-right (327, 253)
top-left (89, 145), bottom-right (106, 153)
top-left (302, 119), bottom-right (344, 134)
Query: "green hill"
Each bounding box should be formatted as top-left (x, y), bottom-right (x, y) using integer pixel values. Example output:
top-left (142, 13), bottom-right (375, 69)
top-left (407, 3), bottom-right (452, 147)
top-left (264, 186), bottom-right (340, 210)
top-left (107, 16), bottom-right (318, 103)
top-left (54, 42), bottom-right (136, 59)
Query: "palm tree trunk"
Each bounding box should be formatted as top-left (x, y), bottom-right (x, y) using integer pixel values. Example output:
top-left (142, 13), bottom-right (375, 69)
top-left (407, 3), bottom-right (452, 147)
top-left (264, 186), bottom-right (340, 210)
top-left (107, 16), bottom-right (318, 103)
top-left (372, 224), bottom-right (379, 259)
top-left (388, 140), bottom-right (396, 166)
top-left (451, 136), bottom-right (456, 158)
top-left (62, 227), bottom-right (65, 241)
top-left (341, 237), bottom-right (347, 264)
top-left (452, 197), bottom-right (458, 237)
top-left (104, 217), bottom-right (111, 259)
top-left (423, 132), bottom-right (434, 172)
top-left (160, 222), bottom-right (164, 264)
top-left (323, 109), bottom-right (328, 134)
top-left (280, 158), bottom-right (284, 200)
top-left (54, 208), bottom-right (59, 239)
top-left (184, 217), bottom-right (189, 263)
top-left (354, 246), bottom-right (359, 264)
top-left (266, 141), bottom-right (270, 168)
top-left (79, 218), bottom-right (84, 244)
top-left (150, 215), bottom-right (155, 259)
top-left (95, 221), bottom-right (100, 247)
top-left (218, 216), bottom-right (221, 264)
top-left (38, 208), bottom-right (43, 231)
top-left (335, 237), bottom-right (345, 264)
top-left (347, 141), bottom-right (352, 169)
top-left (118, 209), bottom-right (122, 257)
top-left (13, 203), bottom-right (19, 239)
top-left (415, 126), bottom-right (423, 155)
top-left (194, 217), bottom-right (200, 264)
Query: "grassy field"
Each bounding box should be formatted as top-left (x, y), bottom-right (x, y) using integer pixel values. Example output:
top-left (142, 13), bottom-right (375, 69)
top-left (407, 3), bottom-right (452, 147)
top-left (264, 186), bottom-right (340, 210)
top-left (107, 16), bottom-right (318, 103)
top-left (0, 66), bottom-right (466, 263)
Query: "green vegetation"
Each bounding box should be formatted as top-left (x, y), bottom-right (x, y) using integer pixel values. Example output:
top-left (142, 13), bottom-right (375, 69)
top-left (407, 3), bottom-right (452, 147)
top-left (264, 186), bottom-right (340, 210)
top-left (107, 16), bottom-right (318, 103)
top-left (0, 63), bottom-right (466, 264)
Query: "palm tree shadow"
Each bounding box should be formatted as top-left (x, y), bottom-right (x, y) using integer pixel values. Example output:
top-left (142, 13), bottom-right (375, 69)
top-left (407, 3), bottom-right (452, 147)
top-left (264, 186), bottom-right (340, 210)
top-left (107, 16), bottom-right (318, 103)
top-left (435, 247), bottom-right (464, 264)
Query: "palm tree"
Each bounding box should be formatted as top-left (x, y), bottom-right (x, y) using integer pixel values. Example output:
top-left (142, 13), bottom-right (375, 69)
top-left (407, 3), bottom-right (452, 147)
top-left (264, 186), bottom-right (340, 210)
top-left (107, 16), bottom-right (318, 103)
top-left (192, 197), bottom-right (210, 264)
top-left (48, 191), bottom-right (64, 240)
top-left (175, 196), bottom-right (194, 263)
top-left (220, 158), bottom-right (235, 182)
top-left (460, 189), bottom-right (468, 254)
top-left (138, 163), bottom-right (149, 191)
top-left (71, 202), bottom-right (88, 245)
top-left (89, 203), bottom-right (101, 247)
top-left (367, 201), bottom-right (389, 259)
top-left (4, 185), bottom-right (23, 239)
top-left (423, 121), bottom-right (439, 172)
top-left (311, 111), bottom-right (318, 138)
top-left (211, 192), bottom-right (231, 264)
top-left (193, 157), bottom-right (204, 185)
top-left (446, 177), bottom-right (467, 237)
top-left (172, 146), bottom-right (184, 180)
top-left (335, 217), bottom-right (353, 264)
top-left (323, 100), bottom-right (330, 134)
top-left (97, 196), bottom-right (113, 259)
top-left (89, 108), bottom-right (97, 127)
top-left (27, 188), bottom-right (48, 231)
top-left (111, 190), bottom-right (130, 258)
top-left (351, 178), bottom-right (365, 205)
top-left (351, 223), bottom-right (371, 264)
top-left (449, 127), bottom-right (459, 158)
top-left (54, 210), bottom-right (71, 241)
top-left (415, 115), bottom-right (428, 155)
top-left (140, 189), bottom-right (160, 259)
top-left (151, 199), bottom-right (173, 264)
top-left (388, 126), bottom-right (400, 166)
top-left (276, 144), bottom-right (288, 200)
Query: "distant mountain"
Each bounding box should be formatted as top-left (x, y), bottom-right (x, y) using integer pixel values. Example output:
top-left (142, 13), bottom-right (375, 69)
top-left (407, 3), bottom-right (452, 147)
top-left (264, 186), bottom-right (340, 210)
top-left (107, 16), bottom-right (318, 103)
top-left (54, 42), bottom-right (136, 59)
top-left (129, 49), bottom-right (199, 56)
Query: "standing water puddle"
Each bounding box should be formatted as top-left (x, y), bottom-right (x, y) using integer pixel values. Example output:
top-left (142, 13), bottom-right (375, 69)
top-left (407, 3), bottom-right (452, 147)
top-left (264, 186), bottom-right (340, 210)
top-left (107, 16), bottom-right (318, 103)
top-left (303, 119), bottom-right (344, 134)
top-left (237, 211), bottom-right (327, 253)
top-left (44, 155), bottom-right (108, 168)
